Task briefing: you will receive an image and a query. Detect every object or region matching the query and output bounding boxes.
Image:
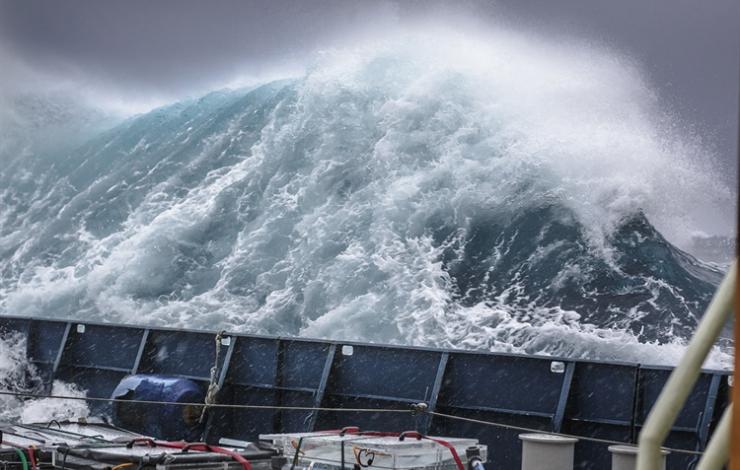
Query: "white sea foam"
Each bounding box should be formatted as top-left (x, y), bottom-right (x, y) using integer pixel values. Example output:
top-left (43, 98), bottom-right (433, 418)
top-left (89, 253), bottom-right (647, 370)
top-left (0, 28), bottom-right (733, 367)
top-left (18, 381), bottom-right (90, 423)
top-left (0, 333), bottom-right (90, 422)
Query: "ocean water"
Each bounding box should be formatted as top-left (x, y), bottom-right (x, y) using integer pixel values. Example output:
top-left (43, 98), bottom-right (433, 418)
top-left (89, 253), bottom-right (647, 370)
top-left (0, 331), bottom-right (89, 422)
top-left (0, 31), bottom-right (733, 369)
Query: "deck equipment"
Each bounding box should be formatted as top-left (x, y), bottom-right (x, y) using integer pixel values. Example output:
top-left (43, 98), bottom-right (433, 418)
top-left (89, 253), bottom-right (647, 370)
top-left (0, 315), bottom-right (731, 469)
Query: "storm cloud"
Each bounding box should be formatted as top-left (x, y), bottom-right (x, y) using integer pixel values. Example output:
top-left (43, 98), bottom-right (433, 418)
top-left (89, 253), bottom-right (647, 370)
top-left (0, 0), bottom-right (738, 171)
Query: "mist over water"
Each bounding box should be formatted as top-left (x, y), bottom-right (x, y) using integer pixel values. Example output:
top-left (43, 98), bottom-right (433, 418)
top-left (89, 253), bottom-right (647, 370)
top-left (0, 30), bottom-right (733, 367)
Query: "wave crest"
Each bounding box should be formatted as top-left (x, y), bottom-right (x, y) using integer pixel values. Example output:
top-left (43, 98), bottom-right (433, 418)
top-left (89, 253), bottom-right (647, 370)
top-left (0, 31), bottom-right (731, 366)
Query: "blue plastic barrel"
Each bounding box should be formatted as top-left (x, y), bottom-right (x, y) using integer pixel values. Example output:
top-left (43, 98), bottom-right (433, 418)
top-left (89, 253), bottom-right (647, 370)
top-left (111, 374), bottom-right (205, 441)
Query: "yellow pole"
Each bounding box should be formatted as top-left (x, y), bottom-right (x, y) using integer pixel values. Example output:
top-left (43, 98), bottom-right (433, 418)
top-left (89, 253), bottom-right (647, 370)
top-left (637, 264), bottom-right (736, 470)
top-left (730, 96), bottom-right (739, 470)
top-left (697, 404), bottom-right (732, 470)
top-left (732, 238), bottom-right (739, 470)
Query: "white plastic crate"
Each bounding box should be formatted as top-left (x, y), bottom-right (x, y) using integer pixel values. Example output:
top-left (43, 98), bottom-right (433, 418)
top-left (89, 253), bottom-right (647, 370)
top-left (260, 431), bottom-right (487, 470)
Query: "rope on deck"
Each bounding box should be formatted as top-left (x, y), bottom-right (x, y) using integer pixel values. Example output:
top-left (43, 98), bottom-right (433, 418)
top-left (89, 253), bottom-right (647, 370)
top-left (0, 389), bottom-right (705, 456)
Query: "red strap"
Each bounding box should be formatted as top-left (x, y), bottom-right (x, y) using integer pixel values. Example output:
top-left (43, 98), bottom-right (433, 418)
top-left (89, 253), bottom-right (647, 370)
top-left (423, 437), bottom-right (465, 470)
top-left (128, 440), bottom-right (252, 470)
top-left (316, 428), bottom-right (465, 470)
top-left (157, 442), bottom-right (253, 470)
top-left (178, 442), bottom-right (253, 470)
top-left (27, 446), bottom-right (38, 469)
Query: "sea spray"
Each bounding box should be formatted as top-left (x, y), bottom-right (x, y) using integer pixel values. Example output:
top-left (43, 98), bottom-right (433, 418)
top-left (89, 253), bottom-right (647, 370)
top-left (0, 30), bottom-right (732, 366)
top-left (0, 332), bottom-right (89, 422)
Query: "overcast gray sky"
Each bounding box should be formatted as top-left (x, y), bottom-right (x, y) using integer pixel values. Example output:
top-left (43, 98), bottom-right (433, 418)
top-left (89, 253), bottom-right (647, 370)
top-left (1, 0), bottom-right (738, 178)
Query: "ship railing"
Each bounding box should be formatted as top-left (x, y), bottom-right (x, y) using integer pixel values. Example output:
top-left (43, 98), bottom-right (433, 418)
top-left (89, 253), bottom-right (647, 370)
top-left (637, 260), bottom-right (736, 470)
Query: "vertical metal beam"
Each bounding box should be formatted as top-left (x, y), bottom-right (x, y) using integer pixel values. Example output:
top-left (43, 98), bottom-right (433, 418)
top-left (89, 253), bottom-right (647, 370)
top-left (203, 336), bottom-right (237, 443)
top-left (217, 337), bottom-right (236, 388)
top-left (131, 329), bottom-right (150, 374)
top-left (24, 320), bottom-right (34, 363)
top-left (629, 367), bottom-right (641, 443)
top-left (552, 362), bottom-right (575, 433)
top-left (51, 323), bottom-right (72, 378)
top-left (698, 374), bottom-right (722, 449)
top-left (272, 339), bottom-right (287, 432)
top-left (419, 352), bottom-right (449, 434)
top-left (307, 344), bottom-right (336, 431)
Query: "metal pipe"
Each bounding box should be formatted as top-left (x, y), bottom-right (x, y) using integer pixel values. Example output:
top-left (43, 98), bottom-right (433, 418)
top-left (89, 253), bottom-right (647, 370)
top-left (519, 433), bottom-right (578, 470)
top-left (610, 445), bottom-right (668, 470)
top-left (637, 261), bottom-right (736, 470)
top-left (696, 404), bottom-right (733, 470)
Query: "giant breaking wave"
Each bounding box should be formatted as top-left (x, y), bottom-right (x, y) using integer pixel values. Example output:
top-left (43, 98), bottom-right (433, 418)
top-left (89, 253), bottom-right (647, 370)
top-left (0, 31), bottom-right (732, 366)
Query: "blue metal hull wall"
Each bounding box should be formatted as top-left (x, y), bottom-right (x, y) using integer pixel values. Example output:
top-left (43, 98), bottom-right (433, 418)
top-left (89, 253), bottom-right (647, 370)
top-left (0, 317), bottom-right (729, 469)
